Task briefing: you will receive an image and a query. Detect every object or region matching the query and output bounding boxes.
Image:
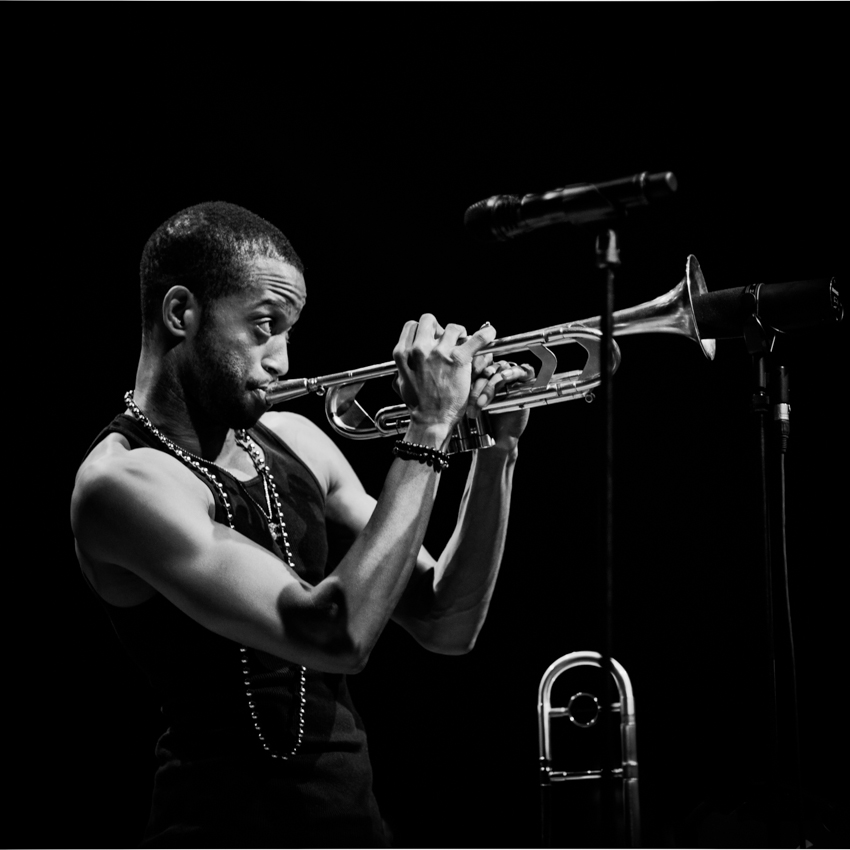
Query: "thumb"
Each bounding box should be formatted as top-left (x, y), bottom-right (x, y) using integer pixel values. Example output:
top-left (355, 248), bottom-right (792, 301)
top-left (457, 322), bottom-right (496, 361)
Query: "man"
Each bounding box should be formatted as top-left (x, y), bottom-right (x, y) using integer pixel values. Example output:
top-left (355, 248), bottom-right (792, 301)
top-left (71, 201), bottom-right (530, 847)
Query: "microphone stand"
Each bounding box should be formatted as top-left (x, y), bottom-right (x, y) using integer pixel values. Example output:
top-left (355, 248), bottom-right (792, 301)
top-left (742, 285), bottom-right (805, 848)
top-left (596, 226), bottom-right (620, 848)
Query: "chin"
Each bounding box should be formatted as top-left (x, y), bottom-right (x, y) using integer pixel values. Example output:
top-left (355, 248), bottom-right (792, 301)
top-left (232, 404), bottom-right (266, 431)
top-left (207, 394), bottom-right (266, 431)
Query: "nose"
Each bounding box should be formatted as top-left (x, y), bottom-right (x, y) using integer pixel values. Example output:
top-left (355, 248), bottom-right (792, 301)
top-left (262, 336), bottom-right (289, 379)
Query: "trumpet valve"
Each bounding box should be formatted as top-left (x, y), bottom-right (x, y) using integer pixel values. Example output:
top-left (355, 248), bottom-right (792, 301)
top-left (449, 412), bottom-right (495, 454)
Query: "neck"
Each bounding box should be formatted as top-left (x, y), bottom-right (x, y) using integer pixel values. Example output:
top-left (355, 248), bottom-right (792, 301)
top-left (133, 349), bottom-right (232, 460)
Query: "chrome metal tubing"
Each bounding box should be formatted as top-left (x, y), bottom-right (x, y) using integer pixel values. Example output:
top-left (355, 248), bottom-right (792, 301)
top-left (266, 255), bottom-right (715, 452)
top-left (538, 651), bottom-right (639, 847)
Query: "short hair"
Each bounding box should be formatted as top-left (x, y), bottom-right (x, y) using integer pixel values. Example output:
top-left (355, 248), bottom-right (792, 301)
top-left (139, 201), bottom-right (304, 336)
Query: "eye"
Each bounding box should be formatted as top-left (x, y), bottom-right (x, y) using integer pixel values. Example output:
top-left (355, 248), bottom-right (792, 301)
top-left (255, 318), bottom-right (294, 341)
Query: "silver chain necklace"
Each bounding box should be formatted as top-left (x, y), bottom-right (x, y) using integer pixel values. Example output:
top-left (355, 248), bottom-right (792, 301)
top-left (123, 390), bottom-right (306, 760)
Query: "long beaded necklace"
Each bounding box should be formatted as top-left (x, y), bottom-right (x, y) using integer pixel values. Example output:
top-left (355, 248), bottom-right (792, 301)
top-left (123, 390), bottom-right (306, 761)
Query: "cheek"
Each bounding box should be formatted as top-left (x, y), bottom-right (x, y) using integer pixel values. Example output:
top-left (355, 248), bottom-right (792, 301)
top-left (212, 351), bottom-right (250, 383)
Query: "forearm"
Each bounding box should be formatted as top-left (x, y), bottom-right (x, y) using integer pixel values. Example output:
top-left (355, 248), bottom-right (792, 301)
top-left (402, 442), bottom-right (519, 652)
top-left (296, 315), bottom-right (500, 668)
top-left (311, 422), bottom-right (449, 667)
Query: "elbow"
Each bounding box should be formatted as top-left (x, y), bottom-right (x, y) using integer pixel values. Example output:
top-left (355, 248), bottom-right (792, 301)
top-left (286, 617), bottom-right (373, 674)
top-left (327, 630), bottom-right (379, 673)
top-left (401, 604), bottom-right (485, 656)
top-left (280, 582), bottom-right (374, 674)
top-left (410, 622), bottom-right (479, 656)
top-left (341, 648), bottom-right (371, 674)
top-left (283, 627), bottom-right (372, 675)
top-left (433, 636), bottom-right (477, 656)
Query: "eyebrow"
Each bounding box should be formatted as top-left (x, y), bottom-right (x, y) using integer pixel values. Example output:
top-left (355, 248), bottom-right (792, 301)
top-left (250, 295), bottom-right (301, 316)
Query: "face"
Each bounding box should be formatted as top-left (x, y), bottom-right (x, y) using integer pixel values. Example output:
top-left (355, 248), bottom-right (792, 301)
top-left (183, 256), bottom-right (307, 429)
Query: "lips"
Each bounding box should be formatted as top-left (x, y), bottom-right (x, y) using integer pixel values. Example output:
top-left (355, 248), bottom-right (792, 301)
top-left (251, 385), bottom-right (273, 408)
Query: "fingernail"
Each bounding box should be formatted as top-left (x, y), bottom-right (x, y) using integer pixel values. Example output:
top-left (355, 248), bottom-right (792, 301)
top-left (479, 321), bottom-right (491, 329)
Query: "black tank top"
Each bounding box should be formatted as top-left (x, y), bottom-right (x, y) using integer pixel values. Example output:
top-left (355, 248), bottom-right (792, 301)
top-left (85, 414), bottom-right (387, 848)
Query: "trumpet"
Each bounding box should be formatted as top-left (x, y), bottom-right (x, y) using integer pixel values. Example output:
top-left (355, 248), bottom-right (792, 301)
top-left (267, 255), bottom-right (715, 453)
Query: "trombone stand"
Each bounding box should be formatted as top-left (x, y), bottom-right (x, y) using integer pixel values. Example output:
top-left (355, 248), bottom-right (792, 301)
top-left (596, 226), bottom-right (620, 847)
top-left (539, 228), bottom-right (635, 849)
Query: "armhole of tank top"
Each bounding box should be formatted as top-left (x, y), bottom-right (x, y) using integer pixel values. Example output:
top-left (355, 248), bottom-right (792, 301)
top-left (93, 415), bottom-right (223, 514)
top-left (82, 413), bottom-right (130, 460)
top-left (251, 420), bottom-right (327, 506)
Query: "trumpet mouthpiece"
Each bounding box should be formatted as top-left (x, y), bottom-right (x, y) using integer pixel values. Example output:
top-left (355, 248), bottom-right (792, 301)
top-left (265, 378), bottom-right (312, 404)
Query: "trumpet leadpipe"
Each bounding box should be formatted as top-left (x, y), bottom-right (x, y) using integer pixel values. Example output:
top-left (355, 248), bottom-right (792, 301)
top-left (265, 363), bottom-right (396, 404)
top-left (265, 324), bottom-right (605, 406)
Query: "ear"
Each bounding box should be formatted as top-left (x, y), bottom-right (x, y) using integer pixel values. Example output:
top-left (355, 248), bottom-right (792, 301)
top-left (162, 286), bottom-right (200, 339)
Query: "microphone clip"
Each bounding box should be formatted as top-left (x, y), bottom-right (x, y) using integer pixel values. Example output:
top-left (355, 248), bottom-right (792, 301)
top-left (742, 282), bottom-right (779, 356)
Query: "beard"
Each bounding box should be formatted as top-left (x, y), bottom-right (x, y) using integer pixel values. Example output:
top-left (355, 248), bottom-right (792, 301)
top-left (182, 324), bottom-right (266, 431)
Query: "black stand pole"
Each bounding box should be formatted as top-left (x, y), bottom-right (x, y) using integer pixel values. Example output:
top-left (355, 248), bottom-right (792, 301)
top-left (596, 227), bottom-right (620, 847)
top-left (743, 285), bottom-right (805, 848)
top-left (745, 313), bottom-right (780, 779)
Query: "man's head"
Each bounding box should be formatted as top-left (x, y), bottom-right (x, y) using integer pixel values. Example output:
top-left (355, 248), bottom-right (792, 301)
top-left (140, 202), bottom-right (307, 428)
top-left (140, 201), bottom-right (305, 340)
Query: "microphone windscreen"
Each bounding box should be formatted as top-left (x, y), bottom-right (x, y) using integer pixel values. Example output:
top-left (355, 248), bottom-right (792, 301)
top-left (760, 278), bottom-right (842, 331)
top-left (693, 278), bottom-right (842, 339)
top-left (463, 194), bottom-right (522, 242)
top-left (692, 286), bottom-right (748, 339)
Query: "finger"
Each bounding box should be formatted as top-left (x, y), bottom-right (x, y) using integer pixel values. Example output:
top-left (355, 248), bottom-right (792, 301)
top-left (413, 314), bottom-right (440, 344)
top-left (472, 352), bottom-right (494, 375)
top-left (469, 363), bottom-right (505, 408)
top-left (467, 358), bottom-right (500, 413)
top-left (474, 362), bottom-right (533, 407)
top-left (498, 363), bottom-right (535, 386)
top-left (456, 322), bottom-right (496, 361)
top-left (517, 363), bottom-right (536, 384)
top-left (475, 371), bottom-right (505, 408)
top-left (435, 322), bottom-right (468, 353)
top-left (392, 320), bottom-right (420, 367)
top-left (468, 368), bottom-right (496, 409)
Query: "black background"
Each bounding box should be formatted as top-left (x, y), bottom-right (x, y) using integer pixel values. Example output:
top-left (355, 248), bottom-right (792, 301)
top-left (5, 4), bottom-right (847, 849)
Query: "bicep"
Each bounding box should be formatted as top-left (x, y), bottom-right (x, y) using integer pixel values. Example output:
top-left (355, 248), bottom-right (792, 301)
top-left (73, 455), bottom-right (351, 671)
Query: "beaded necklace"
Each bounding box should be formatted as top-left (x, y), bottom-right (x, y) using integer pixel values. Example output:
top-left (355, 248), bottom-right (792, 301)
top-left (123, 390), bottom-right (306, 760)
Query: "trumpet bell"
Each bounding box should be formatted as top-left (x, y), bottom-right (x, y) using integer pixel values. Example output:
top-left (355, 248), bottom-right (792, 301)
top-left (621, 254), bottom-right (715, 360)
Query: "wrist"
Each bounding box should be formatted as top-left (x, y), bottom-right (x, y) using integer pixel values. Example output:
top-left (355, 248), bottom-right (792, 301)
top-left (392, 440), bottom-right (450, 472)
top-left (405, 416), bottom-right (454, 451)
top-left (478, 440), bottom-right (519, 465)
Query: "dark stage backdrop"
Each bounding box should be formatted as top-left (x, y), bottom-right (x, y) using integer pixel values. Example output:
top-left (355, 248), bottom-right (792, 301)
top-left (6, 6), bottom-right (847, 849)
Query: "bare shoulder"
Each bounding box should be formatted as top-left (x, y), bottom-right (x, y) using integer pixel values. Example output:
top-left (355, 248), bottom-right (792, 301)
top-left (71, 433), bottom-right (213, 553)
top-left (74, 433), bottom-right (209, 501)
top-left (260, 410), bottom-right (330, 446)
top-left (259, 411), bottom-right (348, 498)
top-left (259, 412), bottom-right (374, 532)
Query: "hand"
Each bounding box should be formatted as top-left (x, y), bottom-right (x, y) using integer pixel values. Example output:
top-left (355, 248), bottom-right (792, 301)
top-left (393, 315), bottom-right (497, 435)
top-left (468, 356), bottom-right (535, 451)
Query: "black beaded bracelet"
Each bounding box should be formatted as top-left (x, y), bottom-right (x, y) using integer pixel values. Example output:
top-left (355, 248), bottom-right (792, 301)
top-left (392, 440), bottom-right (450, 472)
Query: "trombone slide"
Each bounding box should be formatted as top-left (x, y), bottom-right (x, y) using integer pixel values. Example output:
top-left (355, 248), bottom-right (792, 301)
top-left (538, 651), bottom-right (639, 847)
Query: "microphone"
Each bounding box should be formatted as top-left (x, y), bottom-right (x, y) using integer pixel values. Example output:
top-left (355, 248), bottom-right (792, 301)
top-left (693, 277), bottom-right (843, 339)
top-left (464, 171), bottom-right (677, 242)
